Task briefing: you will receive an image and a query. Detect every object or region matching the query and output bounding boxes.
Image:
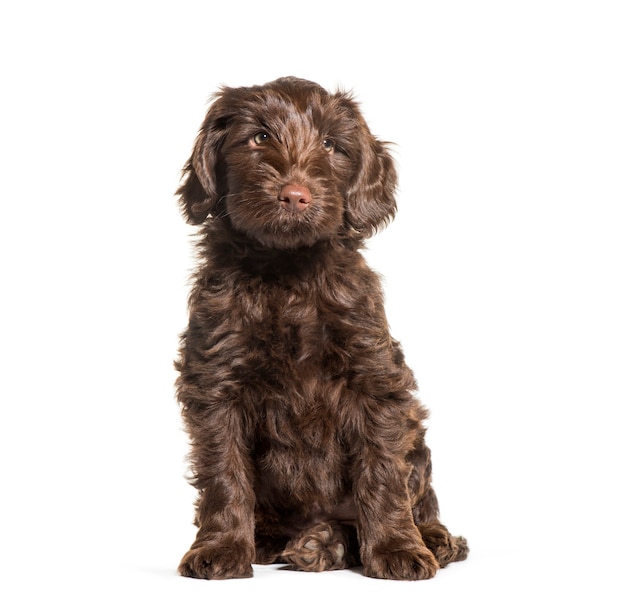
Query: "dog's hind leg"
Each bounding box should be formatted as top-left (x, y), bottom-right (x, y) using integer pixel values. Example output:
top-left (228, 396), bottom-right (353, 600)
top-left (408, 439), bottom-right (469, 567)
top-left (282, 521), bottom-right (359, 572)
top-left (418, 521), bottom-right (469, 567)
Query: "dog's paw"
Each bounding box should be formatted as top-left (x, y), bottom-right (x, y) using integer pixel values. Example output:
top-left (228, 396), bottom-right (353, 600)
top-left (420, 522), bottom-right (470, 567)
top-left (178, 543), bottom-right (253, 580)
top-left (283, 522), bottom-right (350, 572)
top-left (362, 544), bottom-right (439, 580)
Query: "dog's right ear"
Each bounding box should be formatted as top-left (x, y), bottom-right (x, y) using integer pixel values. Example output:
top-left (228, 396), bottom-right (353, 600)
top-left (177, 91), bottom-right (232, 224)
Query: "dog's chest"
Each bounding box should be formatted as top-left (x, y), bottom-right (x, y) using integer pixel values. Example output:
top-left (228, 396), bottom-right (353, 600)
top-left (238, 278), bottom-right (350, 419)
top-left (232, 281), bottom-right (352, 509)
top-left (237, 277), bottom-right (349, 375)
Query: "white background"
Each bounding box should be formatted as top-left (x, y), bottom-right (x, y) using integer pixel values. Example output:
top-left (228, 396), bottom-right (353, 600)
top-left (1, 1), bottom-right (625, 607)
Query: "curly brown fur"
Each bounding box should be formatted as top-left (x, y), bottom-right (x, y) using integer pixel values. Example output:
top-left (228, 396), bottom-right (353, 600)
top-left (175, 76), bottom-right (468, 580)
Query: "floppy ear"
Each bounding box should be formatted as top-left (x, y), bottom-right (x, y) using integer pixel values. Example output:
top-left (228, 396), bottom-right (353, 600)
top-left (176, 92), bottom-right (232, 224)
top-left (338, 95), bottom-right (398, 236)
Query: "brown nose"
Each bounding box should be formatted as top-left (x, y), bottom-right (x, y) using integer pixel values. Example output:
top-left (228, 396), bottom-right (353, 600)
top-left (278, 184), bottom-right (312, 212)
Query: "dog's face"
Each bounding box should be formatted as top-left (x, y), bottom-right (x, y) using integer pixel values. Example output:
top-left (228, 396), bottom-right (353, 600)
top-left (178, 77), bottom-right (397, 249)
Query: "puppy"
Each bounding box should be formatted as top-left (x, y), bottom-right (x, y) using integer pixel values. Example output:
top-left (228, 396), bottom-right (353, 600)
top-left (175, 76), bottom-right (468, 580)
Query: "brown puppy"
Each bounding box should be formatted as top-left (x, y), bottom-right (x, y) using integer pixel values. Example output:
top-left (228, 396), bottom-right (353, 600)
top-left (175, 77), bottom-right (468, 580)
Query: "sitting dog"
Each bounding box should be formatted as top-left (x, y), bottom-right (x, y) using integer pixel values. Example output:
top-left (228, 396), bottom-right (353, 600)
top-left (175, 76), bottom-right (468, 580)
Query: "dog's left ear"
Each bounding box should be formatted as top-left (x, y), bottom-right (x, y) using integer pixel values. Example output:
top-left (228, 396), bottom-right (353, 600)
top-left (337, 94), bottom-right (398, 236)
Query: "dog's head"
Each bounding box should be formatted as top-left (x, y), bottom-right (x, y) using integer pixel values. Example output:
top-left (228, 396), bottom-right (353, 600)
top-left (177, 77), bottom-right (397, 249)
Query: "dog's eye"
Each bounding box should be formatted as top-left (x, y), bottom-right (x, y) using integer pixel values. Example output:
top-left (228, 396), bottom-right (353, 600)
top-left (322, 138), bottom-right (335, 153)
top-left (252, 131), bottom-right (270, 146)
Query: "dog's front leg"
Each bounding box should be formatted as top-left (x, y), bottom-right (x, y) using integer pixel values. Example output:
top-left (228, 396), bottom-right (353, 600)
top-left (354, 432), bottom-right (439, 580)
top-left (178, 405), bottom-right (255, 579)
